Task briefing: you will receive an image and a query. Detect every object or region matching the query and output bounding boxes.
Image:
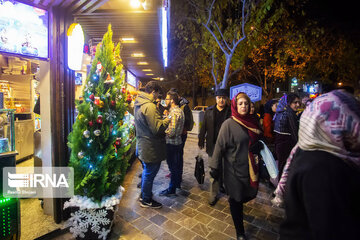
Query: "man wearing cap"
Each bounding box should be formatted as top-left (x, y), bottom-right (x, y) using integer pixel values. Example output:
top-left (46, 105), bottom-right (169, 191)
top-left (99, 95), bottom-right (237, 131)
top-left (198, 88), bottom-right (231, 206)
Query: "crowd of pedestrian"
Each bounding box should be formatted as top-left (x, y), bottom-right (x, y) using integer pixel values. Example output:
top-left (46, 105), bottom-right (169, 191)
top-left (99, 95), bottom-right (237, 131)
top-left (133, 81), bottom-right (360, 240)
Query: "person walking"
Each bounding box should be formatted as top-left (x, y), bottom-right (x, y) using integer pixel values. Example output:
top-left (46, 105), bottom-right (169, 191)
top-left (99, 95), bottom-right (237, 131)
top-left (210, 92), bottom-right (262, 240)
top-left (198, 88), bottom-right (231, 206)
top-left (134, 81), bottom-right (170, 208)
top-left (159, 91), bottom-right (185, 196)
top-left (278, 90), bottom-right (360, 239)
top-left (273, 93), bottom-right (301, 177)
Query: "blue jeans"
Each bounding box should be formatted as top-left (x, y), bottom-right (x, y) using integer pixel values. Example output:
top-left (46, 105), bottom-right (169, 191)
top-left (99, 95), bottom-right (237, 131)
top-left (141, 161), bottom-right (161, 202)
top-left (166, 144), bottom-right (182, 191)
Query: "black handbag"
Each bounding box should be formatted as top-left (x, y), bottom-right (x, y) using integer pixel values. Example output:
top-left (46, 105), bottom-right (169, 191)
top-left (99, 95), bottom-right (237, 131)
top-left (194, 155), bottom-right (205, 184)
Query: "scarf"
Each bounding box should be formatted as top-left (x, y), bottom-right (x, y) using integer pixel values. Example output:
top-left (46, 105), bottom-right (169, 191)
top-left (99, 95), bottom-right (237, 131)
top-left (231, 93), bottom-right (262, 188)
top-left (273, 90), bottom-right (360, 205)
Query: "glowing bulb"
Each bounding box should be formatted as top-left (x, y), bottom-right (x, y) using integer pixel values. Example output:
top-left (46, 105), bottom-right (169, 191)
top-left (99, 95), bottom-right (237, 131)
top-left (130, 0), bottom-right (141, 8)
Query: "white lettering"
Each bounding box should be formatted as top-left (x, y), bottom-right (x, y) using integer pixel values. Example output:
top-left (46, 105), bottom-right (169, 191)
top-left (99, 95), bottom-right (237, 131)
top-left (33, 174), bottom-right (45, 187)
top-left (57, 174), bottom-right (69, 188)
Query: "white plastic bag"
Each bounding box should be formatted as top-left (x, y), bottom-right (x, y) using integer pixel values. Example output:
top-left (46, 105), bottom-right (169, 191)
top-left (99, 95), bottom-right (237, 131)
top-left (259, 140), bottom-right (278, 179)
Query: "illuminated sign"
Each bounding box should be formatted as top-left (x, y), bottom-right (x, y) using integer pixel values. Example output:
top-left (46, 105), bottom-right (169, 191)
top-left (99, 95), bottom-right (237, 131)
top-left (67, 23), bottom-right (84, 71)
top-left (161, 1), bottom-right (169, 67)
top-left (230, 83), bottom-right (262, 102)
top-left (127, 71), bottom-right (137, 87)
top-left (0, 0), bottom-right (49, 59)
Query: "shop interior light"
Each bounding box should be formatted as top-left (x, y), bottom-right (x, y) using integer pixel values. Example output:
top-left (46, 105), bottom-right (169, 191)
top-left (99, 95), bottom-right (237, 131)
top-left (137, 61), bottom-right (149, 65)
top-left (130, 0), bottom-right (141, 8)
top-left (142, 69), bottom-right (152, 72)
top-left (120, 37), bottom-right (136, 43)
top-left (146, 73), bottom-right (154, 76)
top-left (67, 23), bottom-right (84, 71)
top-left (131, 53), bottom-right (145, 57)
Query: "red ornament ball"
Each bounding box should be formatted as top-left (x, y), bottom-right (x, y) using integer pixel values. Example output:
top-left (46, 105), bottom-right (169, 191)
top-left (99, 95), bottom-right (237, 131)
top-left (115, 138), bottom-right (121, 146)
top-left (111, 100), bottom-right (115, 106)
top-left (89, 94), bottom-right (95, 100)
top-left (88, 121), bottom-right (93, 127)
top-left (121, 87), bottom-right (126, 94)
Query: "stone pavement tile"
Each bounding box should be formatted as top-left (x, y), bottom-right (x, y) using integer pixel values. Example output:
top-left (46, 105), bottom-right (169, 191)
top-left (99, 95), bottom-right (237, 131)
top-left (249, 208), bottom-right (268, 219)
top-left (223, 224), bottom-right (237, 238)
top-left (222, 205), bottom-right (230, 214)
top-left (191, 222), bottom-right (212, 238)
top-left (184, 199), bottom-right (201, 209)
top-left (209, 209), bottom-right (228, 221)
top-left (224, 215), bottom-right (235, 225)
top-left (212, 202), bottom-right (227, 211)
top-left (169, 201), bottom-right (186, 211)
top-left (192, 235), bottom-right (207, 240)
top-left (136, 206), bottom-right (159, 218)
top-left (117, 206), bottom-right (141, 222)
top-left (207, 230), bottom-right (235, 240)
top-left (174, 227), bottom-right (196, 240)
top-left (189, 187), bottom-right (204, 195)
top-left (207, 218), bottom-right (230, 233)
top-left (142, 223), bottom-right (167, 239)
top-left (244, 213), bottom-right (255, 223)
top-left (256, 228), bottom-right (279, 240)
top-left (194, 212), bottom-right (214, 225)
top-left (243, 204), bottom-right (253, 214)
top-left (149, 214), bottom-right (168, 226)
top-left (155, 231), bottom-right (180, 240)
top-left (244, 221), bottom-right (260, 236)
top-left (110, 217), bottom-right (142, 239)
top-left (188, 193), bottom-right (203, 202)
top-left (267, 214), bottom-right (284, 225)
top-left (181, 206), bottom-right (199, 218)
top-left (131, 216), bottom-right (152, 230)
top-left (175, 216), bottom-right (200, 229)
top-left (197, 204), bottom-right (215, 215)
top-left (253, 217), bottom-right (280, 233)
top-left (161, 219), bottom-right (182, 234)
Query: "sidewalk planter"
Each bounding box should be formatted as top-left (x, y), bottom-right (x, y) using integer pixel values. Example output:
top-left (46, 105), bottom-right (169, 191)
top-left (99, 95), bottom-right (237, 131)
top-left (64, 187), bottom-right (124, 240)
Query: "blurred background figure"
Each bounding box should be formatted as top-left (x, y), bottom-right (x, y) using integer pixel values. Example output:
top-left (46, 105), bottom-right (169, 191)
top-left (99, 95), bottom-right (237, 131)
top-left (279, 90), bottom-right (360, 239)
top-left (273, 93), bottom-right (301, 177)
top-left (263, 99), bottom-right (278, 144)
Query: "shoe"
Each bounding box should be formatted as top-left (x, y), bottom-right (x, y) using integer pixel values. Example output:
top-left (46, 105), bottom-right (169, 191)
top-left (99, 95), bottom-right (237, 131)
top-left (165, 173), bottom-right (171, 178)
top-left (237, 234), bottom-right (247, 240)
top-left (208, 197), bottom-right (219, 206)
top-left (138, 194), bottom-right (143, 202)
top-left (137, 182), bottom-right (141, 188)
top-left (159, 189), bottom-right (177, 197)
top-left (139, 199), bottom-right (162, 209)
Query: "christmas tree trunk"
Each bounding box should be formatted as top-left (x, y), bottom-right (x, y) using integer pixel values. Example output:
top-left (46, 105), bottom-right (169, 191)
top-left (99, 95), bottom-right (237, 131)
top-left (65, 25), bottom-right (135, 239)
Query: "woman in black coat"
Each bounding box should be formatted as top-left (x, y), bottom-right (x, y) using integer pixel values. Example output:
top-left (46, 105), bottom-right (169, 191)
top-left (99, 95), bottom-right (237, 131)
top-left (210, 92), bottom-right (262, 240)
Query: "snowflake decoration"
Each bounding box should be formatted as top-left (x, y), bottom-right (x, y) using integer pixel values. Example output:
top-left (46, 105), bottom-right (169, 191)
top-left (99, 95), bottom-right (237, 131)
top-left (105, 110), bottom-right (117, 122)
top-left (89, 105), bottom-right (94, 113)
top-left (84, 81), bottom-right (94, 93)
top-left (112, 173), bottom-right (122, 182)
top-left (67, 208), bottom-right (112, 239)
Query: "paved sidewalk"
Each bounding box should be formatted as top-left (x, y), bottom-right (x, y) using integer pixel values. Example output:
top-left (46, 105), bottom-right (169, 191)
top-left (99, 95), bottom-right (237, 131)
top-left (107, 134), bottom-right (284, 240)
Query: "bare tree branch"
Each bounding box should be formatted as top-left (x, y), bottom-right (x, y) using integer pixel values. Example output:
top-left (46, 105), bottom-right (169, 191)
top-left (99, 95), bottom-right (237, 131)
top-left (214, 21), bottom-right (231, 52)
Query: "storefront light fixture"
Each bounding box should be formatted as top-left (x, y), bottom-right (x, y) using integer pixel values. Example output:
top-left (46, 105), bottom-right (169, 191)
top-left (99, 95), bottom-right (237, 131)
top-left (137, 61), bottom-right (149, 65)
top-left (130, 0), bottom-right (148, 9)
top-left (67, 23), bottom-right (84, 71)
top-left (120, 37), bottom-right (136, 43)
top-left (131, 52), bottom-right (145, 57)
top-left (142, 69), bottom-right (152, 72)
top-left (146, 73), bottom-right (154, 76)
top-left (161, 5), bottom-right (169, 67)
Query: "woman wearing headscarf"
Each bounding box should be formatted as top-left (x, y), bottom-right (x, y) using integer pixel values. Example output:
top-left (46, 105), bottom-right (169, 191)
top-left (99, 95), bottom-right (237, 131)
top-left (277, 90), bottom-right (360, 239)
top-left (273, 93), bottom-right (301, 177)
top-left (210, 92), bottom-right (262, 240)
top-left (263, 99), bottom-right (278, 144)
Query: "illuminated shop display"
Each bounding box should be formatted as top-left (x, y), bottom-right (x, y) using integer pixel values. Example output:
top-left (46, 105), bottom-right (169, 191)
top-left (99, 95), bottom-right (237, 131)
top-left (0, 0), bottom-right (48, 59)
top-left (67, 23), bottom-right (84, 71)
top-left (126, 71), bottom-right (137, 87)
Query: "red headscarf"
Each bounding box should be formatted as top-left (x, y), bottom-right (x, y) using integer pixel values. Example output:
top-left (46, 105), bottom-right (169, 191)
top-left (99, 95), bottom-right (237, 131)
top-left (231, 92), bottom-right (262, 188)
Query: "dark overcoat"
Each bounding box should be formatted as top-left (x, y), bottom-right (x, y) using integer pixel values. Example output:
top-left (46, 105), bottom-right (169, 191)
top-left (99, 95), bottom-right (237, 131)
top-left (209, 118), bottom-right (257, 202)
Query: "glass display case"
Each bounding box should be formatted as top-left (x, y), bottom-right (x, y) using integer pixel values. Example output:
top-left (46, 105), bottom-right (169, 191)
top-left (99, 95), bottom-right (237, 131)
top-left (0, 109), bottom-right (15, 154)
top-left (0, 109), bottom-right (19, 240)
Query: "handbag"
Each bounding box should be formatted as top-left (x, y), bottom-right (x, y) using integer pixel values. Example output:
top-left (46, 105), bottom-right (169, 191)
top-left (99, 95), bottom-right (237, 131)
top-left (194, 154), bottom-right (205, 184)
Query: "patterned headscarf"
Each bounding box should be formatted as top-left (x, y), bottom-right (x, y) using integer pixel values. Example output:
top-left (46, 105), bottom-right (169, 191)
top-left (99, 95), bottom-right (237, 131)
top-left (273, 94), bottom-right (287, 120)
top-left (272, 90), bottom-right (360, 206)
top-left (231, 92), bottom-right (262, 188)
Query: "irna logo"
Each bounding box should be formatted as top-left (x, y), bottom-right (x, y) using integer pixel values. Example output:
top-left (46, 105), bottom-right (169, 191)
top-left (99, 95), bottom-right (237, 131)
top-left (8, 172), bottom-right (69, 188)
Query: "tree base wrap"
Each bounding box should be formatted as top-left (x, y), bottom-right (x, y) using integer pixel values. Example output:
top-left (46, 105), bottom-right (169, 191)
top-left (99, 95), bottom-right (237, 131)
top-left (67, 206), bottom-right (115, 240)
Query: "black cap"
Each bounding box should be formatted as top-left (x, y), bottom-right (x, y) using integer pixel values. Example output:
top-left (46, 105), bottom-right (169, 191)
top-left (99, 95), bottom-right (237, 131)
top-left (215, 88), bottom-right (228, 97)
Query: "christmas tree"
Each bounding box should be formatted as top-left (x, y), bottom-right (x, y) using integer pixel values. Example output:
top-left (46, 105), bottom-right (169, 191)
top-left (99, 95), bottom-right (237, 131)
top-left (68, 25), bottom-right (135, 202)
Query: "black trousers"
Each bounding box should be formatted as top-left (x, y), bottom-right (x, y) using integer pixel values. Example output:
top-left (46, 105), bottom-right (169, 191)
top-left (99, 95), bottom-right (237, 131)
top-left (229, 197), bottom-right (245, 236)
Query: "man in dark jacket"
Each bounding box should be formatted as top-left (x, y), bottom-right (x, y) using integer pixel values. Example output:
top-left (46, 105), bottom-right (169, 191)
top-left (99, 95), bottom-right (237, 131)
top-left (198, 88), bottom-right (231, 206)
top-left (134, 81), bottom-right (170, 208)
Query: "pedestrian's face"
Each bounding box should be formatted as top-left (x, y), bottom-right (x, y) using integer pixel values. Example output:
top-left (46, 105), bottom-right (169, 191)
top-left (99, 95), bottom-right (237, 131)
top-left (250, 103), bottom-right (255, 114)
top-left (290, 97), bottom-right (301, 111)
top-left (216, 96), bottom-right (227, 108)
top-left (237, 97), bottom-right (249, 115)
top-left (271, 102), bottom-right (278, 113)
top-left (165, 94), bottom-right (171, 108)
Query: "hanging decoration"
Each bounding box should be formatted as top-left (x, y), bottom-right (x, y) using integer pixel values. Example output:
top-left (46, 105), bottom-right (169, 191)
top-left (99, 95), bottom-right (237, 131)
top-left (97, 115), bottom-right (103, 124)
top-left (94, 129), bottom-right (101, 136)
top-left (83, 130), bottom-right (90, 138)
